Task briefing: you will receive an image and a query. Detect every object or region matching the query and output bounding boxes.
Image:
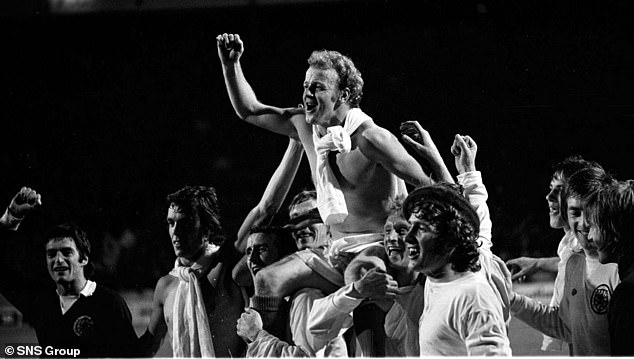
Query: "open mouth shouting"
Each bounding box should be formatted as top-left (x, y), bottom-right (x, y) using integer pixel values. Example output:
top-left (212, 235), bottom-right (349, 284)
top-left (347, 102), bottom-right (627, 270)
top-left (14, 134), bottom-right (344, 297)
top-left (387, 245), bottom-right (404, 257)
top-left (304, 98), bottom-right (317, 113)
top-left (406, 243), bottom-right (420, 260)
top-left (293, 228), bottom-right (316, 250)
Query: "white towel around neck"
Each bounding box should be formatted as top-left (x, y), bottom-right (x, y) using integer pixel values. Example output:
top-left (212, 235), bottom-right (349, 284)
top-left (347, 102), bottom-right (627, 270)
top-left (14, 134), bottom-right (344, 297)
top-left (312, 108), bottom-right (370, 225)
top-left (169, 244), bottom-right (219, 357)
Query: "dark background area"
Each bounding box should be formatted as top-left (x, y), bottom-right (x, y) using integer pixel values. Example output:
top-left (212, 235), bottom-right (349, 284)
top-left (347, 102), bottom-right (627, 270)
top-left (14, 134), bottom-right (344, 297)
top-left (1, 0), bottom-right (633, 290)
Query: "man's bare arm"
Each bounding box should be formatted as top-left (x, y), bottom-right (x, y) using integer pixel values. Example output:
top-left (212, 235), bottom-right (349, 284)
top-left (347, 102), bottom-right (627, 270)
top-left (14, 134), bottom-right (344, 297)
top-left (232, 254), bottom-right (253, 289)
top-left (0, 187), bottom-right (41, 230)
top-left (400, 121), bottom-right (454, 183)
top-left (139, 277), bottom-right (169, 356)
top-left (357, 125), bottom-right (432, 187)
top-left (217, 33), bottom-right (300, 139)
top-left (506, 256), bottom-right (559, 281)
top-left (234, 138), bottom-right (305, 253)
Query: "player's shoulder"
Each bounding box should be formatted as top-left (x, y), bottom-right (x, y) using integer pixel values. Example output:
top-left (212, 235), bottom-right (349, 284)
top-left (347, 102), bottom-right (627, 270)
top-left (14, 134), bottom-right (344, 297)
top-left (614, 275), bottom-right (634, 300)
top-left (355, 121), bottom-right (397, 147)
top-left (291, 114), bottom-right (312, 138)
top-left (148, 275), bottom-right (177, 305)
top-left (289, 111), bottom-right (306, 120)
top-left (94, 283), bottom-right (121, 300)
top-left (290, 113), bottom-right (309, 129)
top-left (92, 284), bottom-right (132, 309)
top-left (155, 274), bottom-right (178, 293)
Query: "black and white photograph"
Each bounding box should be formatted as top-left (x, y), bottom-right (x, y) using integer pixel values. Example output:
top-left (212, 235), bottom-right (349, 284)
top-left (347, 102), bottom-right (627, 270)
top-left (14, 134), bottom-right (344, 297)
top-left (2, 0), bottom-right (634, 357)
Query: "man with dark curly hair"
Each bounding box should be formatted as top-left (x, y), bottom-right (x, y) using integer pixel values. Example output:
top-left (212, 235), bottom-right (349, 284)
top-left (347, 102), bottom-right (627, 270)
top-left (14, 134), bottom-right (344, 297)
top-left (403, 183), bottom-right (511, 356)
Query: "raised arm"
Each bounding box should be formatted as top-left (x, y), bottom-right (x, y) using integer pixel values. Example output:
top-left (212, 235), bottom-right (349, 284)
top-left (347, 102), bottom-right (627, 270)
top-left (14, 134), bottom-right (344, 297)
top-left (357, 124), bottom-right (432, 187)
top-left (0, 187), bottom-right (43, 313)
top-left (399, 121), bottom-right (454, 183)
top-left (217, 33), bottom-right (301, 139)
top-left (451, 134), bottom-right (492, 250)
top-left (451, 134), bottom-right (477, 175)
top-left (451, 135), bottom-right (513, 325)
top-left (0, 187), bottom-right (41, 230)
top-left (234, 138), bottom-right (305, 253)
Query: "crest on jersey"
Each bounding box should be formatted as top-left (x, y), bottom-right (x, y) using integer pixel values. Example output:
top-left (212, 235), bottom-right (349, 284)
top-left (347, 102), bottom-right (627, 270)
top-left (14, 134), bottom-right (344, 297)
top-left (590, 284), bottom-right (612, 314)
top-left (73, 315), bottom-right (95, 336)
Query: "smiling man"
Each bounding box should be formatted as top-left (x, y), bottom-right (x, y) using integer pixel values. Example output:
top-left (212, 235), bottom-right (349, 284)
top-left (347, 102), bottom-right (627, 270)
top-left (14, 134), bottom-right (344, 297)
top-left (237, 224), bottom-right (348, 357)
top-left (217, 33), bottom-right (453, 337)
top-left (510, 167), bottom-right (619, 355)
top-left (307, 197), bottom-right (424, 357)
top-left (286, 190), bottom-right (322, 251)
top-left (0, 187), bottom-right (139, 358)
top-left (505, 155), bottom-right (604, 352)
top-left (140, 185), bottom-right (244, 357)
top-left (402, 183), bottom-right (511, 356)
top-left (245, 226), bottom-right (289, 278)
top-left (585, 180), bottom-right (634, 355)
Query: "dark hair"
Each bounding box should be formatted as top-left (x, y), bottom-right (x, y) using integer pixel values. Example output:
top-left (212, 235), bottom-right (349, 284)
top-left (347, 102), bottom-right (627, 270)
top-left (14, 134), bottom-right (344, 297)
top-left (166, 185), bottom-right (222, 238)
top-left (551, 155), bottom-right (603, 183)
top-left (587, 180), bottom-right (634, 259)
top-left (45, 222), bottom-right (95, 278)
top-left (248, 225), bottom-right (295, 259)
top-left (560, 167), bottom-right (614, 223)
top-left (404, 183), bottom-right (481, 273)
top-left (287, 189), bottom-right (317, 216)
top-left (308, 50), bottom-right (364, 107)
